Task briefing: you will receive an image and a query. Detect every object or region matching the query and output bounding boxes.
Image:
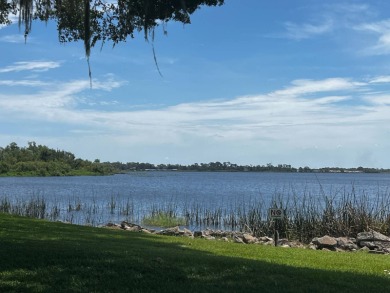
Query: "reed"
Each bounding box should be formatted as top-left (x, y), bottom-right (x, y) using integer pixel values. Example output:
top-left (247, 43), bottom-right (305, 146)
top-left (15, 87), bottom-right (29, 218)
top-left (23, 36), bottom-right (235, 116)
top-left (1, 185), bottom-right (390, 243)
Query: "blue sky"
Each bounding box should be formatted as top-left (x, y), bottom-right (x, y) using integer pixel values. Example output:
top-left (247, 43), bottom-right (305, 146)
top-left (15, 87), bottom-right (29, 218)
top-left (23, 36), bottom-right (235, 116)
top-left (1, 0), bottom-right (390, 168)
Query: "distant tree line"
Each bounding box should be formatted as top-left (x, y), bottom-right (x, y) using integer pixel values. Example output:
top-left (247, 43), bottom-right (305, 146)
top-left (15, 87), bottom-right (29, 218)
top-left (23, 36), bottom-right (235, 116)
top-left (0, 142), bottom-right (388, 176)
top-left (112, 162), bottom-right (387, 173)
top-left (0, 142), bottom-right (114, 176)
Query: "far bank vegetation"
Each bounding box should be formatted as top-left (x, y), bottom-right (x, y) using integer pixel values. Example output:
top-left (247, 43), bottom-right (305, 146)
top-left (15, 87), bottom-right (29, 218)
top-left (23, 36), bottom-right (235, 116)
top-left (0, 142), bottom-right (387, 177)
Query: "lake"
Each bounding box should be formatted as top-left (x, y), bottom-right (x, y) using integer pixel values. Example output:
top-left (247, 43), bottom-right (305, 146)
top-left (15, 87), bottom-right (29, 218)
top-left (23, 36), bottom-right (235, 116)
top-left (1, 172), bottom-right (390, 228)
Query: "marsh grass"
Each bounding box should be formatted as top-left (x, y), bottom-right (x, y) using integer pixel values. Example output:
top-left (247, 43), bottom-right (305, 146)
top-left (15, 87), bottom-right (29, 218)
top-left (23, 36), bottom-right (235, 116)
top-left (1, 213), bottom-right (390, 292)
top-left (1, 184), bottom-right (390, 242)
top-left (143, 202), bottom-right (186, 227)
top-left (142, 211), bottom-right (186, 227)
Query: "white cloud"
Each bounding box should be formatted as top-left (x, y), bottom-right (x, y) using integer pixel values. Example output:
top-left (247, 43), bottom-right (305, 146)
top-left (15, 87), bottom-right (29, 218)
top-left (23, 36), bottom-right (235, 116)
top-left (368, 75), bottom-right (390, 83)
top-left (0, 61), bottom-right (61, 73)
top-left (271, 78), bottom-right (364, 97)
top-left (0, 75), bottom-right (389, 166)
top-left (0, 79), bottom-right (49, 87)
top-left (0, 34), bottom-right (26, 43)
top-left (354, 19), bottom-right (390, 55)
top-left (284, 20), bottom-right (334, 40)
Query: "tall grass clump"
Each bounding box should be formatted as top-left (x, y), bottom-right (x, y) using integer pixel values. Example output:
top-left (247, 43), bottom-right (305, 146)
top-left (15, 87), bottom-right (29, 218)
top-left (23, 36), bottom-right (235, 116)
top-left (0, 195), bottom-right (46, 219)
top-left (142, 202), bottom-right (186, 227)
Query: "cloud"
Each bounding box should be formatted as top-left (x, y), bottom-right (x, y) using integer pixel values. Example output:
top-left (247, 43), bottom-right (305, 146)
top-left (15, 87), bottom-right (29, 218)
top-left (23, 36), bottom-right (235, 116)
top-left (284, 20), bottom-right (334, 40)
top-left (0, 61), bottom-right (61, 73)
top-left (0, 34), bottom-right (26, 43)
top-left (368, 76), bottom-right (390, 83)
top-left (1, 74), bottom-right (389, 167)
top-left (0, 79), bottom-right (49, 87)
top-left (271, 78), bottom-right (364, 97)
top-left (0, 76), bottom-right (385, 138)
top-left (0, 14), bottom-right (18, 30)
top-left (354, 19), bottom-right (390, 55)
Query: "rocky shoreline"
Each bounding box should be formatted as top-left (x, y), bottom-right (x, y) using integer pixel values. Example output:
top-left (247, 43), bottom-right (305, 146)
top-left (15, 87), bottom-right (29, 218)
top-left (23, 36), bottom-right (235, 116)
top-left (104, 221), bottom-right (390, 255)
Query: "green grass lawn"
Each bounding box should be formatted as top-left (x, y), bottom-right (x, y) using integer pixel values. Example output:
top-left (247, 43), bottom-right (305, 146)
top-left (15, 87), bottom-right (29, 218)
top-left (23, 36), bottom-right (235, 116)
top-left (1, 213), bottom-right (390, 292)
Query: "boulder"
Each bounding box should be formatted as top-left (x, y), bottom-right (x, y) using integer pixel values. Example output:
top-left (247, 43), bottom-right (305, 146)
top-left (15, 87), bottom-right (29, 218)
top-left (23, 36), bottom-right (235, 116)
top-left (336, 237), bottom-right (358, 251)
top-left (311, 235), bottom-right (337, 250)
top-left (121, 221), bottom-right (142, 232)
top-left (357, 230), bottom-right (390, 243)
top-left (156, 226), bottom-right (181, 236)
top-left (193, 231), bottom-right (203, 238)
top-left (357, 230), bottom-right (390, 252)
top-left (258, 236), bottom-right (274, 243)
top-left (141, 228), bottom-right (153, 234)
top-left (182, 228), bottom-right (194, 237)
top-left (104, 222), bottom-right (122, 230)
top-left (243, 233), bottom-right (258, 244)
top-left (234, 236), bottom-right (245, 244)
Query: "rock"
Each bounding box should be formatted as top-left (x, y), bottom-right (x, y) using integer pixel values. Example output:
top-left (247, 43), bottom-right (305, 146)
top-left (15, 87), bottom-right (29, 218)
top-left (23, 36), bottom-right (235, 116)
top-left (336, 237), bottom-right (358, 251)
top-left (369, 250), bottom-right (386, 255)
top-left (156, 226), bottom-right (181, 236)
top-left (359, 246), bottom-right (370, 252)
top-left (104, 222), bottom-right (121, 229)
top-left (289, 241), bottom-right (305, 248)
top-left (278, 238), bottom-right (290, 246)
top-left (259, 236), bottom-right (273, 243)
top-left (312, 235), bottom-right (337, 249)
top-left (221, 237), bottom-right (229, 242)
top-left (141, 228), bottom-right (152, 234)
top-left (234, 236), bottom-right (245, 244)
top-left (205, 236), bottom-right (216, 240)
top-left (357, 230), bottom-right (390, 243)
top-left (359, 241), bottom-right (379, 250)
top-left (183, 228), bottom-right (193, 237)
top-left (357, 230), bottom-right (390, 252)
top-left (243, 233), bottom-right (258, 244)
top-left (121, 221), bottom-right (142, 232)
top-left (193, 231), bottom-right (203, 238)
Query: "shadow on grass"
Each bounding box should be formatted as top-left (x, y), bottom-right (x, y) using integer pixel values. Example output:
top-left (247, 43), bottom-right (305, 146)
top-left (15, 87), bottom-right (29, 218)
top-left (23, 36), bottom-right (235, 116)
top-left (1, 214), bottom-right (390, 292)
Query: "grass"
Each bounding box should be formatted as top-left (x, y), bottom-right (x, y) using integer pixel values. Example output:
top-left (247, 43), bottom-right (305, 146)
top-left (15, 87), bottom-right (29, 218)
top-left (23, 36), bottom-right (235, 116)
top-left (1, 213), bottom-right (390, 292)
top-left (142, 211), bottom-right (186, 227)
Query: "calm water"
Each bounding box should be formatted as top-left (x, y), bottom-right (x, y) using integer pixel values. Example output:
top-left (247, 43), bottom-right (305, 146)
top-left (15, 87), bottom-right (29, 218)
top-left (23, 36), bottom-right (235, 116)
top-left (1, 172), bottom-right (390, 226)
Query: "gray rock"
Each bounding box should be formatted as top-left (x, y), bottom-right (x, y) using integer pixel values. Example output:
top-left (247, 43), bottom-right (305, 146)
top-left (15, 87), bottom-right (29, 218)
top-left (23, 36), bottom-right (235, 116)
top-left (156, 226), bottom-right (181, 236)
top-left (104, 222), bottom-right (122, 229)
top-left (312, 235), bottom-right (337, 249)
top-left (193, 231), bottom-right (203, 238)
top-left (243, 233), bottom-right (258, 244)
top-left (369, 250), bottom-right (387, 255)
top-left (205, 236), bottom-right (216, 240)
top-left (141, 228), bottom-right (153, 234)
top-left (336, 237), bottom-right (358, 251)
top-left (359, 241), bottom-right (379, 250)
top-left (357, 230), bottom-right (390, 243)
top-left (182, 228), bottom-right (193, 237)
top-left (121, 221), bottom-right (142, 232)
top-left (234, 236), bottom-right (245, 244)
top-left (258, 236), bottom-right (273, 243)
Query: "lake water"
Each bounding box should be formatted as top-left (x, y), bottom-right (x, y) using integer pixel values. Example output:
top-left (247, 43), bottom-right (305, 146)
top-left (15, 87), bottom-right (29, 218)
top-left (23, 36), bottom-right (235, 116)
top-left (1, 172), bottom-right (390, 227)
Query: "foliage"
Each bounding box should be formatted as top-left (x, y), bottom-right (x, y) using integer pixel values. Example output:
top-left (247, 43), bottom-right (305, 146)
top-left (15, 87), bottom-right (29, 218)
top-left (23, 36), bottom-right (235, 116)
top-left (1, 141), bottom-right (388, 177)
top-left (1, 213), bottom-right (390, 292)
top-left (0, 141), bottom-right (114, 176)
top-left (1, 1), bottom-right (225, 58)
